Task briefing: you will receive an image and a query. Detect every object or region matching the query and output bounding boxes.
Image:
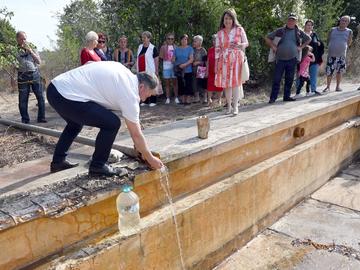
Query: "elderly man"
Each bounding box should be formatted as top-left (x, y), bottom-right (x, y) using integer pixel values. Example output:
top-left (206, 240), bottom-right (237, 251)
top-left (323, 15), bottom-right (353, 92)
top-left (15, 31), bottom-right (46, 123)
top-left (47, 61), bottom-right (163, 176)
top-left (265, 13), bottom-right (311, 103)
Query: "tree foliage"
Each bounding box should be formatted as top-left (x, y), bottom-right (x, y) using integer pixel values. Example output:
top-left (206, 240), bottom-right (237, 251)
top-left (7, 0), bottom-right (354, 82)
top-left (303, 0), bottom-right (345, 40)
top-left (343, 0), bottom-right (360, 36)
top-left (47, 0), bottom-right (104, 74)
top-left (0, 7), bottom-right (17, 75)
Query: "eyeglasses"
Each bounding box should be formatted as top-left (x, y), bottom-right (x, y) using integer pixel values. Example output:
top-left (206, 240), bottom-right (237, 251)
top-left (98, 40), bottom-right (105, 43)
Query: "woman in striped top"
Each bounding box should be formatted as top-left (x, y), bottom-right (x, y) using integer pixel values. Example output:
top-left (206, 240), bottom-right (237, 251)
top-left (215, 8), bottom-right (249, 115)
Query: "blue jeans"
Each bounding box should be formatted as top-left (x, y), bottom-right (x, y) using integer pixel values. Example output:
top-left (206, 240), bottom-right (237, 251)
top-left (270, 58), bottom-right (297, 101)
top-left (46, 83), bottom-right (121, 167)
top-left (18, 70), bottom-right (45, 122)
top-left (309, 64), bottom-right (319, 92)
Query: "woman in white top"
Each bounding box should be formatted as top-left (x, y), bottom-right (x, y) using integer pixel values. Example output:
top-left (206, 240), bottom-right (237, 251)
top-left (136, 31), bottom-right (159, 107)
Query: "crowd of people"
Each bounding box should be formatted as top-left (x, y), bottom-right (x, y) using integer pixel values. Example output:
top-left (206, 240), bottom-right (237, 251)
top-left (13, 8), bottom-right (354, 175)
top-left (14, 10), bottom-right (355, 123)
top-left (76, 8), bottom-right (248, 114)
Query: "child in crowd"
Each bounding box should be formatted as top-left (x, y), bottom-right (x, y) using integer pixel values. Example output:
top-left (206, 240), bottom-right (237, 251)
top-left (295, 45), bottom-right (315, 98)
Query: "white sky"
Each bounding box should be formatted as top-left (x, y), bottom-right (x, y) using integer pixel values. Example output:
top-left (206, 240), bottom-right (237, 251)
top-left (2, 0), bottom-right (72, 50)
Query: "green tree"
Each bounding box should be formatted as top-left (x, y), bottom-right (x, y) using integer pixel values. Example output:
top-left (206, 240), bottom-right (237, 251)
top-left (303, 0), bottom-right (345, 40)
top-left (54, 0), bottom-right (104, 71)
top-left (0, 7), bottom-right (17, 88)
top-left (343, 0), bottom-right (360, 37)
top-left (101, 0), bottom-right (227, 49)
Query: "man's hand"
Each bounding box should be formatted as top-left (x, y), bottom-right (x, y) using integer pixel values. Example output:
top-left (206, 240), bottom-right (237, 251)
top-left (145, 155), bottom-right (163, 169)
top-left (125, 119), bottom-right (164, 170)
top-left (272, 45), bottom-right (277, 53)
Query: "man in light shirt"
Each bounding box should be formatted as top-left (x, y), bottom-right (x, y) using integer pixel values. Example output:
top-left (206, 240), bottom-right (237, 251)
top-left (323, 15), bottom-right (353, 92)
top-left (47, 61), bottom-right (163, 176)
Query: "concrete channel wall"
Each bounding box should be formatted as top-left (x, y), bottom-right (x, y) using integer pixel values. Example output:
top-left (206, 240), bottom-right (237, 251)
top-left (0, 90), bottom-right (359, 270)
top-left (43, 116), bottom-right (360, 269)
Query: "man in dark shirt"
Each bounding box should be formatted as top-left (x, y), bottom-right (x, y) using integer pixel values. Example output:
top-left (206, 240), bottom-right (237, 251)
top-left (265, 13), bottom-right (311, 103)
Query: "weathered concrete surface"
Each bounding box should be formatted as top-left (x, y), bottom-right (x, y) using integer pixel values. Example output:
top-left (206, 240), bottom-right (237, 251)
top-left (311, 177), bottom-right (360, 212)
top-left (116, 84), bottom-right (360, 163)
top-left (0, 157), bottom-right (141, 270)
top-left (271, 199), bottom-right (360, 251)
top-left (214, 230), bottom-right (360, 270)
top-left (37, 119), bottom-right (360, 270)
top-left (1, 86), bottom-right (359, 270)
top-left (213, 163), bottom-right (360, 270)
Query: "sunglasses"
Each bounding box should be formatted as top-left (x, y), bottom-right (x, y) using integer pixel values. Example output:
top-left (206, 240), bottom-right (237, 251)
top-left (98, 40), bottom-right (105, 43)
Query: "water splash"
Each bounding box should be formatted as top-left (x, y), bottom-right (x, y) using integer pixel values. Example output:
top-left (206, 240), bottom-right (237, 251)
top-left (159, 166), bottom-right (186, 270)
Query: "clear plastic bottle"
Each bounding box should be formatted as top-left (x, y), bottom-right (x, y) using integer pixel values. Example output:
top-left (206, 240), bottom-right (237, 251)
top-left (116, 185), bottom-right (140, 236)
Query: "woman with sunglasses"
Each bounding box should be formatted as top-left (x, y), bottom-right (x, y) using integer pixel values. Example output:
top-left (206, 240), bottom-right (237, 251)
top-left (159, 33), bottom-right (179, 104)
top-left (94, 32), bottom-right (113, 61)
top-left (80, 31), bottom-right (101, 65)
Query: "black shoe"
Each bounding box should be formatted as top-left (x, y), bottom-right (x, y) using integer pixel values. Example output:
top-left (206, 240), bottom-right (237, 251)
top-left (50, 160), bottom-right (79, 173)
top-left (21, 119), bottom-right (29, 124)
top-left (89, 164), bottom-right (124, 177)
top-left (314, 91), bottom-right (322, 96)
top-left (268, 99), bottom-right (276, 104)
top-left (283, 97), bottom-right (296, 102)
top-left (37, 119), bottom-right (47, 123)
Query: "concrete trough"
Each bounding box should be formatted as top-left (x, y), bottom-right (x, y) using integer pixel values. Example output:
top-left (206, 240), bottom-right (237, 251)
top-left (39, 116), bottom-right (360, 270)
top-left (0, 89), bottom-right (359, 269)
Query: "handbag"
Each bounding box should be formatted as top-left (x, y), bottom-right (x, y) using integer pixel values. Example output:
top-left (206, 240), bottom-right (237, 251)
top-left (241, 57), bottom-right (250, 82)
top-left (196, 66), bottom-right (207, 79)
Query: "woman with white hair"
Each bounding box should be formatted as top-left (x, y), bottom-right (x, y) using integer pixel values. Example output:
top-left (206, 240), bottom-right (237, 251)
top-left (192, 35), bottom-right (207, 103)
top-left (80, 31), bottom-right (101, 65)
top-left (136, 31), bottom-right (159, 107)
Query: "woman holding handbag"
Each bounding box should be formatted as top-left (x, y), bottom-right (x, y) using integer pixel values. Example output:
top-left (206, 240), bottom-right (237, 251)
top-left (192, 35), bottom-right (207, 103)
top-left (215, 8), bottom-right (249, 115)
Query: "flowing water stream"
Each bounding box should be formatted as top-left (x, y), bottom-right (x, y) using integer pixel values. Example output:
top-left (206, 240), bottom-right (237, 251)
top-left (159, 166), bottom-right (186, 270)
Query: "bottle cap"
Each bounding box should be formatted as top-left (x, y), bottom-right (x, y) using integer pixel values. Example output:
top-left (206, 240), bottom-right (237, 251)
top-left (121, 185), bottom-right (133, 193)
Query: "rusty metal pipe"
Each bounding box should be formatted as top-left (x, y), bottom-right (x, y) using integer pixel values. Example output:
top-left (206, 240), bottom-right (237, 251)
top-left (0, 117), bottom-right (156, 159)
top-left (293, 127), bottom-right (305, 138)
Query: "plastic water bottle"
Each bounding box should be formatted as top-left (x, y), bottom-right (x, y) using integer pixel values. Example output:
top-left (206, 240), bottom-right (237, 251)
top-left (116, 185), bottom-right (140, 236)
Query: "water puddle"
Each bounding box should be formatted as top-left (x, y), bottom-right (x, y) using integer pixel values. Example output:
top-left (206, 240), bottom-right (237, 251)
top-left (159, 166), bottom-right (186, 270)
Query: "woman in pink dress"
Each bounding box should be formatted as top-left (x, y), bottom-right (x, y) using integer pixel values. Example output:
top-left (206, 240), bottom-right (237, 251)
top-left (215, 8), bottom-right (249, 115)
top-left (207, 34), bottom-right (223, 106)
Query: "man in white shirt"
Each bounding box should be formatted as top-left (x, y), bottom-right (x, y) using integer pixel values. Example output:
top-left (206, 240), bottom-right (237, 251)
top-left (47, 61), bottom-right (163, 176)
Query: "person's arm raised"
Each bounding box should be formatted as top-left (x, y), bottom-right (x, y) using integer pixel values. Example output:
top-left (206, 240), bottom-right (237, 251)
top-left (125, 118), bottom-right (163, 169)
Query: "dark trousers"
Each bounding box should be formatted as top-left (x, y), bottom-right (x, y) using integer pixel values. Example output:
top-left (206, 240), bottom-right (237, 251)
top-left (18, 71), bottom-right (45, 122)
top-left (144, 95), bottom-right (157, 104)
top-left (270, 58), bottom-right (297, 101)
top-left (177, 72), bottom-right (193, 96)
top-left (46, 83), bottom-right (121, 167)
top-left (296, 76), bottom-right (310, 94)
